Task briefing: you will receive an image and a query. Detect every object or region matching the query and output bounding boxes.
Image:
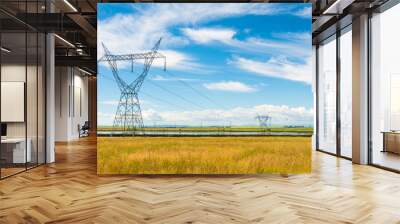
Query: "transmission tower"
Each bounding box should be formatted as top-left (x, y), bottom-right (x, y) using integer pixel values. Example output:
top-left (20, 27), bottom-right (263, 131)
top-left (99, 38), bottom-right (166, 131)
top-left (255, 114), bottom-right (272, 128)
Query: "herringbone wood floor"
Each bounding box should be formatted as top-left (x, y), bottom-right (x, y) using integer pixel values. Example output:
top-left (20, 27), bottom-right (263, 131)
top-left (1, 137), bottom-right (400, 224)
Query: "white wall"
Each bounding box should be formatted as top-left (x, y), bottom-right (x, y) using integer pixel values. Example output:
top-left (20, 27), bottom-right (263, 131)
top-left (72, 73), bottom-right (89, 138)
top-left (55, 67), bottom-right (89, 141)
top-left (1, 65), bottom-right (42, 137)
top-left (1, 82), bottom-right (25, 122)
top-left (55, 66), bottom-right (69, 141)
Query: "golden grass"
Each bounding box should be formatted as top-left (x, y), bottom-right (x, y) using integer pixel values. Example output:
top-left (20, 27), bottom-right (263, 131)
top-left (97, 136), bottom-right (311, 174)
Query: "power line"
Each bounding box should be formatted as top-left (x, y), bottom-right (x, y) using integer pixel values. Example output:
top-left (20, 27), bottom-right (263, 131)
top-left (164, 70), bottom-right (229, 110)
top-left (100, 68), bottom-right (230, 126)
top-left (162, 70), bottom-right (232, 126)
top-left (141, 91), bottom-right (190, 111)
top-left (147, 80), bottom-right (206, 110)
top-left (100, 73), bottom-right (201, 111)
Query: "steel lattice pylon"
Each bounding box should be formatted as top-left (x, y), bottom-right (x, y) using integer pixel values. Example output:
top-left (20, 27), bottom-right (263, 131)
top-left (255, 114), bottom-right (272, 128)
top-left (99, 38), bottom-right (166, 131)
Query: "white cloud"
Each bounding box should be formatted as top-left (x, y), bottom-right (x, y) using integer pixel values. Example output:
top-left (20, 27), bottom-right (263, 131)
top-left (237, 37), bottom-right (311, 60)
top-left (155, 50), bottom-right (204, 72)
top-left (99, 104), bottom-right (313, 126)
top-left (98, 112), bottom-right (114, 119)
top-left (99, 100), bottom-right (119, 106)
top-left (293, 7), bottom-right (312, 18)
top-left (98, 112), bottom-right (115, 126)
top-left (229, 56), bottom-right (312, 84)
top-left (272, 32), bottom-right (311, 42)
top-left (99, 99), bottom-right (151, 107)
top-left (99, 48), bottom-right (199, 72)
top-left (98, 4), bottom-right (309, 71)
top-left (181, 28), bottom-right (236, 44)
top-left (98, 4), bottom-right (279, 70)
top-left (151, 75), bottom-right (198, 82)
top-left (203, 81), bottom-right (257, 92)
top-left (181, 28), bottom-right (311, 60)
top-left (139, 104), bottom-right (313, 126)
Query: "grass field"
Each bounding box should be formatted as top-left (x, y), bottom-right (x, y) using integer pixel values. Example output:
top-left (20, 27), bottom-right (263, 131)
top-left (97, 126), bottom-right (313, 133)
top-left (97, 136), bottom-right (311, 174)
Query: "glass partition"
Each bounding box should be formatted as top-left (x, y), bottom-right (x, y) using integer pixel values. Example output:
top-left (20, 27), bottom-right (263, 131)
top-left (0, 1), bottom-right (46, 179)
top-left (370, 3), bottom-right (400, 171)
top-left (317, 35), bottom-right (337, 154)
top-left (27, 31), bottom-right (38, 169)
top-left (38, 32), bottom-right (45, 165)
top-left (1, 30), bottom-right (28, 177)
top-left (339, 27), bottom-right (352, 158)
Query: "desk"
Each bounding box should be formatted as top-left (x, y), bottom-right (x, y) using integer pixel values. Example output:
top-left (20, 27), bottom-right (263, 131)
top-left (1, 138), bottom-right (31, 163)
top-left (382, 131), bottom-right (400, 154)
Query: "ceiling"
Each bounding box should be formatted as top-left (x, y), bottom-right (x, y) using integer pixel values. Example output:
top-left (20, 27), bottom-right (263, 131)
top-left (0, 0), bottom-right (97, 73)
top-left (0, 0), bottom-right (393, 74)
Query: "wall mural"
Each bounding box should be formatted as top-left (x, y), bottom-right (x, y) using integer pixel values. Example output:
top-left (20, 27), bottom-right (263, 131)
top-left (97, 3), bottom-right (313, 174)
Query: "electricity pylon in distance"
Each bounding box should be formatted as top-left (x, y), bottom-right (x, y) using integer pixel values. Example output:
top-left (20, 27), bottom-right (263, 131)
top-left (99, 38), bottom-right (166, 131)
top-left (255, 114), bottom-right (272, 128)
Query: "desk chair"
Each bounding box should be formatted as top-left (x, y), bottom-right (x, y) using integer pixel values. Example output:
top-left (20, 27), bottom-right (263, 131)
top-left (79, 121), bottom-right (90, 138)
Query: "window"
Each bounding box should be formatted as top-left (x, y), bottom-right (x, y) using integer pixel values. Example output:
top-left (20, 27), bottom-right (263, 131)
top-left (370, 3), bottom-right (400, 171)
top-left (339, 27), bottom-right (352, 158)
top-left (317, 35), bottom-right (337, 154)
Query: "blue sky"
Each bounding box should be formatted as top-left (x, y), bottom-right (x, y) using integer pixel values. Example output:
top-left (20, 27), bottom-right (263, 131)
top-left (98, 3), bottom-right (313, 127)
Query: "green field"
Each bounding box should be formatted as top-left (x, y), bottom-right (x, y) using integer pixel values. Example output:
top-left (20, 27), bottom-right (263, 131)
top-left (97, 126), bottom-right (313, 133)
top-left (97, 136), bottom-right (311, 174)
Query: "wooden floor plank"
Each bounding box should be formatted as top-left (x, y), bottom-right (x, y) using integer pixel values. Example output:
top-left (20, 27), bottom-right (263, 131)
top-left (0, 137), bottom-right (399, 223)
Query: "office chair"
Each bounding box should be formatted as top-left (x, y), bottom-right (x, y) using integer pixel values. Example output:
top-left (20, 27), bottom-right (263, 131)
top-left (79, 121), bottom-right (90, 138)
